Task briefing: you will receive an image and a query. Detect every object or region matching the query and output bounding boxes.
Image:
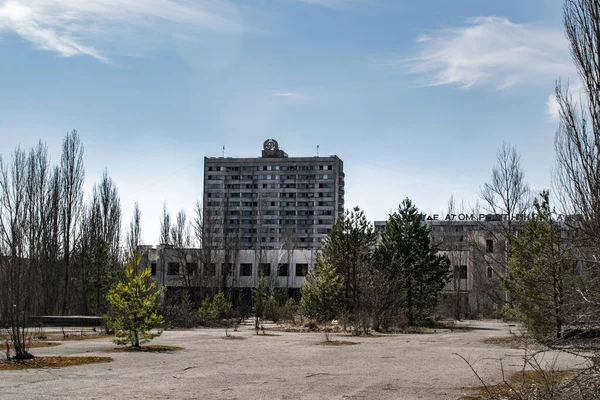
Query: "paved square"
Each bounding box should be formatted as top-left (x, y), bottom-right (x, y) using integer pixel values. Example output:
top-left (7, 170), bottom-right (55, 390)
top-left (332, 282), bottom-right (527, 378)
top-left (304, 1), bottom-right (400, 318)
top-left (0, 321), bottom-right (584, 400)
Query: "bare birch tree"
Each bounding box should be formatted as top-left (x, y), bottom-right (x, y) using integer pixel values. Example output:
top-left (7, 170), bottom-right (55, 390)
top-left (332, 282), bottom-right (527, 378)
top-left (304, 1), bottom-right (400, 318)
top-left (159, 202), bottom-right (171, 245)
top-left (554, 0), bottom-right (600, 322)
top-left (60, 130), bottom-right (85, 315)
top-left (0, 148), bottom-right (35, 359)
top-left (475, 142), bottom-right (531, 311)
top-left (126, 202), bottom-right (142, 258)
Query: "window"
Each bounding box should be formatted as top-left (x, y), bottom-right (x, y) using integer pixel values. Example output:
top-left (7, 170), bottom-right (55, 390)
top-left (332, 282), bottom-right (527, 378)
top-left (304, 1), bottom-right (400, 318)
top-left (487, 267), bottom-right (493, 279)
top-left (260, 263), bottom-right (271, 276)
top-left (486, 239), bottom-right (494, 253)
top-left (222, 263), bottom-right (233, 276)
top-left (295, 263), bottom-right (308, 277)
top-left (454, 265), bottom-right (467, 280)
top-left (167, 262), bottom-right (180, 275)
top-left (204, 263), bottom-right (216, 276)
top-left (240, 263), bottom-right (253, 276)
top-left (277, 263), bottom-right (288, 276)
top-left (150, 263), bottom-right (157, 276)
top-left (185, 262), bottom-right (197, 275)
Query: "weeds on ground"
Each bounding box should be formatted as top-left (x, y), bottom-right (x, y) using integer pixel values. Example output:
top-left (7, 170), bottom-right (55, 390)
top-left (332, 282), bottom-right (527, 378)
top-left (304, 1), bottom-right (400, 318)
top-left (106, 345), bottom-right (183, 353)
top-left (458, 344), bottom-right (600, 400)
top-left (0, 356), bottom-right (113, 370)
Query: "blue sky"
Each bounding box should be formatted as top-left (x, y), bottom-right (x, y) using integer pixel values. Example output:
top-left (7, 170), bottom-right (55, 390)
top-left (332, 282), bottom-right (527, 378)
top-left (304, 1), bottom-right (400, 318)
top-left (0, 0), bottom-right (573, 243)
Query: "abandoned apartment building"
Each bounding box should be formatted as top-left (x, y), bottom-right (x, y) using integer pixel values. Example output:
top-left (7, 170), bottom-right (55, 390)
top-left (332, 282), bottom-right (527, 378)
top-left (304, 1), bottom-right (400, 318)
top-left (138, 139), bottom-right (508, 316)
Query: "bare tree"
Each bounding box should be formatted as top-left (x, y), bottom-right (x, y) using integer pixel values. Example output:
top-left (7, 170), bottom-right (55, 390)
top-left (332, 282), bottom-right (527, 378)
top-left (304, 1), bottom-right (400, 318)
top-left (42, 165), bottom-right (62, 315)
top-left (555, 0), bottom-right (600, 243)
top-left (475, 142), bottom-right (531, 312)
top-left (90, 169), bottom-right (121, 254)
top-left (0, 148), bottom-right (35, 359)
top-left (480, 142), bottom-right (531, 225)
top-left (436, 196), bottom-right (471, 320)
top-left (171, 209), bottom-right (191, 249)
top-left (25, 142), bottom-right (53, 316)
top-left (170, 209), bottom-right (199, 302)
top-left (159, 202), bottom-right (171, 245)
top-left (60, 130), bottom-right (85, 315)
top-left (81, 170), bottom-right (122, 315)
top-left (126, 202), bottom-right (142, 258)
top-left (554, 0), bottom-right (600, 323)
top-left (195, 201), bottom-right (227, 305)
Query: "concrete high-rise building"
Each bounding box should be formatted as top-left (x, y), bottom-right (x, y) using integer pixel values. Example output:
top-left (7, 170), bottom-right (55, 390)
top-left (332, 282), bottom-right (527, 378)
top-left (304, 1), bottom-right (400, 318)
top-left (203, 139), bottom-right (345, 250)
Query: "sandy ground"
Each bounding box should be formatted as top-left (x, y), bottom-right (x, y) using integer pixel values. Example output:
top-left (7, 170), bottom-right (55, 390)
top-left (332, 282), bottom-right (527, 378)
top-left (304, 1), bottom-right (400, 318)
top-left (0, 320), bottom-right (589, 400)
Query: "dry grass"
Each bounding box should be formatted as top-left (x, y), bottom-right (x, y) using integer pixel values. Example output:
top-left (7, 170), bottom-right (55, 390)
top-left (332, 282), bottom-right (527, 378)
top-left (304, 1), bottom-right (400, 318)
top-left (0, 356), bottom-right (113, 370)
top-left (461, 368), bottom-right (588, 400)
top-left (318, 340), bottom-right (360, 346)
top-left (106, 345), bottom-right (183, 353)
top-left (221, 335), bottom-right (247, 340)
top-left (483, 336), bottom-right (545, 350)
top-left (339, 333), bottom-right (396, 338)
top-left (0, 341), bottom-right (61, 350)
top-left (51, 334), bottom-right (113, 342)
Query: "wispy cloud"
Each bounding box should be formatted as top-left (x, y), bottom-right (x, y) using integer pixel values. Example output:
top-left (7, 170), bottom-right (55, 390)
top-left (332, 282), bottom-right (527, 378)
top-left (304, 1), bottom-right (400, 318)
top-left (397, 16), bottom-right (574, 90)
top-left (0, 0), bottom-right (251, 62)
top-left (272, 90), bottom-right (314, 104)
top-left (289, 0), bottom-right (369, 10)
top-left (271, 89), bottom-right (339, 105)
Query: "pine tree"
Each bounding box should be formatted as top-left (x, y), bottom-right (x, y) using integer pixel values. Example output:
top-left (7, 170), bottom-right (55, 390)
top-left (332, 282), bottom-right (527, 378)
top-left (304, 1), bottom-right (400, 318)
top-left (504, 191), bottom-right (579, 339)
top-left (300, 255), bottom-right (344, 322)
top-left (376, 198), bottom-right (450, 325)
top-left (105, 253), bottom-right (165, 348)
top-left (322, 206), bottom-right (376, 314)
top-left (199, 291), bottom-right (233, 321)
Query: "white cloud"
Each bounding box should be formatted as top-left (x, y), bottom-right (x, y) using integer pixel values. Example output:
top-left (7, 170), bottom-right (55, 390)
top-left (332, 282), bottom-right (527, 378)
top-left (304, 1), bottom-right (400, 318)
top-left (289, 0), bottom-right (369, 10)
top-left (272, 90), bottom-right (313, 103)
top-left (547, 92), bottom-right (561, 122)
top-left (0, 0), bottom-right (250, 61)
top-left (399, 16), bottom-right (574, 90)
top-left (546, 82), bottom-right (585, 123)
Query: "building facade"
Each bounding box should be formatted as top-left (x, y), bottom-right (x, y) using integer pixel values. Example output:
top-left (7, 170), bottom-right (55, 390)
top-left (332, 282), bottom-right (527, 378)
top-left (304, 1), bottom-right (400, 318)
top-left (139, 244), bottom-right (318, 306)
top-left (203, 139), bottom-right (345, 251)
top-left (373, 218), bottom-right (509, 318)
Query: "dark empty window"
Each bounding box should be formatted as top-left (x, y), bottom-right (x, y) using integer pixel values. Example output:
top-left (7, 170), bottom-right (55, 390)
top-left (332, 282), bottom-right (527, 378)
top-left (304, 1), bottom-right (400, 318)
top-left (222, 263), bottom-right (233, 276)
top-left (204, 263), bottom-right (216, 276)
top-left (259, 263), bottom-right (271, 276)
top-left (454, 265), bottom-right (468, 280)
top-left (240, 263), bottom-right (253, 276)
top-left (150, 263), bottom-right (157, 276)
top-left (487, 267), bottom-right (493, 279)
top-left (186, 262), bottom-right (197, 275)
top-left (486, 239), bottom-right (494, 253)
top-left (277, 263), bottom-right (288, 276)
top-left (295, 263), bottom-right (308, 277)
top-left (167, 262), bottom-right (180, 275)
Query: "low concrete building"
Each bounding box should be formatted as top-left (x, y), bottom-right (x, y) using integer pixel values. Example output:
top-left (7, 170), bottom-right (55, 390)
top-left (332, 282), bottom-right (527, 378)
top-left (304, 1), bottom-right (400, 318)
top-left (374, 217), bottom-right (509, 318)
top-left (138, 245), bottom-right (319, 306)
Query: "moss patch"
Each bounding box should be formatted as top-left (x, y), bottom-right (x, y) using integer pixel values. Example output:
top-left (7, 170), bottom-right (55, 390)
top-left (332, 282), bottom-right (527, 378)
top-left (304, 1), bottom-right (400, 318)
top-left (318, 340), bottom-right (360, 346)
top-left (107, 345), bottom-right (183, 353)
top-left (482, 336), bottom-right (544, 350)
top-left (0, 356), bottom-right (113, 370)
top-left (222, 335), bottom-right (247, 340)
top-left (462, 369), bottom-right (575, 399)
